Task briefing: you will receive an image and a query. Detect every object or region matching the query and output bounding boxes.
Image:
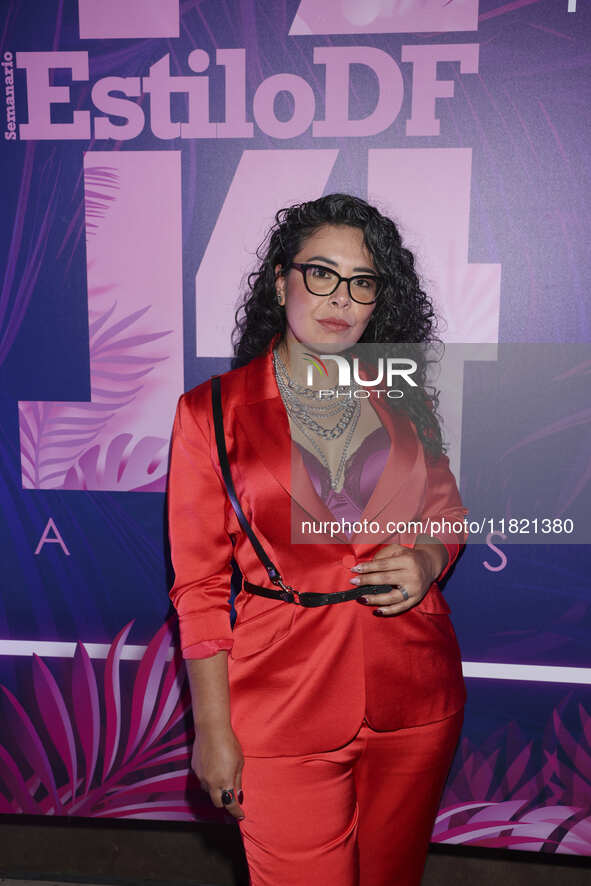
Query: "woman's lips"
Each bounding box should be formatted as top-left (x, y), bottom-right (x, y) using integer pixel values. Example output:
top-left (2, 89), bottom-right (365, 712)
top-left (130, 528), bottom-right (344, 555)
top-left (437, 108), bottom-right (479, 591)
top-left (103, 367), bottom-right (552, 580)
top-left (317, 319), bottom-right (351, 331)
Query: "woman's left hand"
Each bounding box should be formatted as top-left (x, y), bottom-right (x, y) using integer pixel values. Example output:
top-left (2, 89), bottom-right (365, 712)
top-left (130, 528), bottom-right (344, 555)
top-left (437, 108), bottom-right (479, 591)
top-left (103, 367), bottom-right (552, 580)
top-left (349, 539), bottom-right (448, 616)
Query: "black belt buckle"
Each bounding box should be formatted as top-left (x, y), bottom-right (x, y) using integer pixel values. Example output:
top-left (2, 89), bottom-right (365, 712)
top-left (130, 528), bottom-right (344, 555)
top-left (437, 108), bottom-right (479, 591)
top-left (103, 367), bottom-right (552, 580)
top-left (272, 577), bottom-right (299, 605)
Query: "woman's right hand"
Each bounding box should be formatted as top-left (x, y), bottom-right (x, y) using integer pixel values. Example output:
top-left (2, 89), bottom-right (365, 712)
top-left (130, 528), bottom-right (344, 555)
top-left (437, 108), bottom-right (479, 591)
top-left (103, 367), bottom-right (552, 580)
top-left (191, 723), bottom-right (245, 821)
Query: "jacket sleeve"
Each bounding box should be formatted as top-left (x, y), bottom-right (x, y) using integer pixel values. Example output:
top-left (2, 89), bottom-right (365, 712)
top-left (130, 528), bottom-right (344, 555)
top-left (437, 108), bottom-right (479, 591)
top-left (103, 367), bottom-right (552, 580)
top-left (399, 449), bottom-right (468, 584)
top-left (183, 638), bottom-right (234, 659)
top-left (168, 391), bottom-right (235, 653)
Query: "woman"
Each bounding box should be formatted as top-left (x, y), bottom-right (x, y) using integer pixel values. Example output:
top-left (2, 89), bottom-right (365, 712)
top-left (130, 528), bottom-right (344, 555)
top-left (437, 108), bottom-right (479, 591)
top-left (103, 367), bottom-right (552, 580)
top-left (167, 194), bottom-right (468, 886)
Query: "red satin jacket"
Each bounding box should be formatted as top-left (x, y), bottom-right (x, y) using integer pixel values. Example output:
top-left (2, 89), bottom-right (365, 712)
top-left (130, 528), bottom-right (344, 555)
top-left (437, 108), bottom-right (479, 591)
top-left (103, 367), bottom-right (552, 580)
top-left (168, 339), bottom-right (468, 756)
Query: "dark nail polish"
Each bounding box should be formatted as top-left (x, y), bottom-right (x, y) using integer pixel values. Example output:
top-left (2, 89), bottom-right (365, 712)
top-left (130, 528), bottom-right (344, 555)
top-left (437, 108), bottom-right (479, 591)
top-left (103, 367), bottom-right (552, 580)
top-left (356, 596), bottom-right (369, 604)
top-left (238, 790), bottom-right (244, 803)
top-left (372, 609), bottom-right (384, 617)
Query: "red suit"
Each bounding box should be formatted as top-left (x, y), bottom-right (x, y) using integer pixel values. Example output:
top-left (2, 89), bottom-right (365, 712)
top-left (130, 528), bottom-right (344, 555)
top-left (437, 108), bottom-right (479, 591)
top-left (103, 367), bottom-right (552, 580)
top-left (168, 337), bottom-right (467, 884)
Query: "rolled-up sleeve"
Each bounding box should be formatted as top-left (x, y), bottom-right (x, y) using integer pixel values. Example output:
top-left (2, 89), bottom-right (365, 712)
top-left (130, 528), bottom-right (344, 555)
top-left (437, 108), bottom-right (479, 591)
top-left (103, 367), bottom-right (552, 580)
top-left (183, 638), bottom-right (234, 659)
top-left (168, 392), bottom-right (234, 652)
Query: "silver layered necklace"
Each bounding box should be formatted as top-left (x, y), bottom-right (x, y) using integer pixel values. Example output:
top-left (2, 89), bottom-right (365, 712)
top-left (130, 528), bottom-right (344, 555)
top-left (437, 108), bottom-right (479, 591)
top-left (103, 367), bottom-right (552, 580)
top-left (272, 348), bottom-right (360, 492)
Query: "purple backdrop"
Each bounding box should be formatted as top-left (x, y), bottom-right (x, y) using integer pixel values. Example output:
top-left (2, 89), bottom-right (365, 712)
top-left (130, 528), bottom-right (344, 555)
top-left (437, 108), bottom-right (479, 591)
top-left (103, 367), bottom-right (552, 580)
top-left (1, 0), bottom-right (590, 855)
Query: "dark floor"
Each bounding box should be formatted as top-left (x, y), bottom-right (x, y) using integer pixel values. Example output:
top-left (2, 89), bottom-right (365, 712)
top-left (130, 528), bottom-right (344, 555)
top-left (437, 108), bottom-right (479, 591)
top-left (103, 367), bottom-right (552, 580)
top-left (0, 817), bottom-right (589, 885)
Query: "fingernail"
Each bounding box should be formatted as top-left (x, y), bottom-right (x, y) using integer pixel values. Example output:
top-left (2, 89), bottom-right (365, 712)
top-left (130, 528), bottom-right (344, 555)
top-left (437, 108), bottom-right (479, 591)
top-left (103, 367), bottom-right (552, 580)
top-left (351, 565), bottom-right (362, 572)
top-left (356, 596), bottom-right (369, 604)
top-left (372, 609), bottom-right (384, 617)
top-left (238, 790), bottom-right (244, 803)
top-left (350, 576), bottom-right (360, 585)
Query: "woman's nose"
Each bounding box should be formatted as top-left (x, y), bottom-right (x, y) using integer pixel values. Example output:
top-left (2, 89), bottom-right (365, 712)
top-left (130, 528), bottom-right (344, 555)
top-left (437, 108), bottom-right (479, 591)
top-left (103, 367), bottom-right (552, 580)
top-left (329, 280), bottom-right (351, 305)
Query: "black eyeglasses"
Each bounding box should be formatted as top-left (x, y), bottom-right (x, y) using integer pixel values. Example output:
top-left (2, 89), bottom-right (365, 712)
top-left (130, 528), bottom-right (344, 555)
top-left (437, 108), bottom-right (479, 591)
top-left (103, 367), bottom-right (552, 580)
top-left (288, 263), bottom-right (383, 305)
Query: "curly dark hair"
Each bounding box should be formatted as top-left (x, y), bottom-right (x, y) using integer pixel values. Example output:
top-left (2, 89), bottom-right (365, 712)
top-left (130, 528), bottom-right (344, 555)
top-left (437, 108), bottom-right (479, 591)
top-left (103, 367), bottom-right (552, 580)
top-left (231, 193), bottom-right (445, 456)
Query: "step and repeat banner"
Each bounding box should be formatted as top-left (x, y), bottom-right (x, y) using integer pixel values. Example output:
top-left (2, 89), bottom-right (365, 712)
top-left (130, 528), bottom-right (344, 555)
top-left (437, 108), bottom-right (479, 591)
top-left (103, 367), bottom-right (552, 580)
top-left (1, 0), bottom-right (591, 853)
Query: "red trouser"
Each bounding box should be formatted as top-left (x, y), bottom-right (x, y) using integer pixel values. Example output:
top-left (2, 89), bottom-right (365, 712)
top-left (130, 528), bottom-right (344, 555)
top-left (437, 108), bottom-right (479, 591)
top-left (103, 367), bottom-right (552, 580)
top-left (238, 709), bottom-right (463, 886)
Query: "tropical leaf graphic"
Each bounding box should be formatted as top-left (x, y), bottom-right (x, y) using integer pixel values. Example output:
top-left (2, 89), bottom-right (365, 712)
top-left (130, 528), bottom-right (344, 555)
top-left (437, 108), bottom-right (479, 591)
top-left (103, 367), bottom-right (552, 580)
top-left (18, 161), bottom-right (174, 491)
top-left (19, 297), bottom-right (171, 489)
top-left (1, 625), bottom-right (591, 842)
top-left (84, 166), bottom-right (120, 240)
top-left (434, 700), bottom-right (591, 854)
top-left (0, 619), bottom-right (222, 822)
top-left (62, 433), bottom-right (169, 492)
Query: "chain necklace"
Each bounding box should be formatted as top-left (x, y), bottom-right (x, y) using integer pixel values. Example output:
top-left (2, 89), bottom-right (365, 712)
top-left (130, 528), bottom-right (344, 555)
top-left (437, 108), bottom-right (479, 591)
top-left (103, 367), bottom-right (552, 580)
top-left (293, 401), bottom-right (361, 492)
top-left (273, 351), bottom-right (353, 399)
top-left (273, 349), bottom-right (358, 435)
top-left (272, 348), bottom-right (361, 491)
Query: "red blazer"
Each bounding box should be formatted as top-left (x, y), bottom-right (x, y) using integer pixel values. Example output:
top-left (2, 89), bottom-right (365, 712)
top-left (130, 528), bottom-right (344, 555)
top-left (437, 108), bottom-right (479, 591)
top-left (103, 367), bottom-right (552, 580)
top-left (168, 339), bottom-right (468, 756)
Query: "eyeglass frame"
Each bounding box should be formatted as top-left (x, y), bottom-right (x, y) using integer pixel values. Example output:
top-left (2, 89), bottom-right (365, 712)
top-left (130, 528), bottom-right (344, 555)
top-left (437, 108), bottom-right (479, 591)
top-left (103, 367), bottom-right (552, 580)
top-left (286, 262), bottom-right (384, 305)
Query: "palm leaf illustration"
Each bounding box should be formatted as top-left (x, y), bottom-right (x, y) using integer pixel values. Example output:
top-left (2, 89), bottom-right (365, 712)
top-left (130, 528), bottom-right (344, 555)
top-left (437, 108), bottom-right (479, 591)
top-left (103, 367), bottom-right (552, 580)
top-left (19, 162), bottom-right (173, 491)
top-left (0, 684), bottom-right (63, 813)
top-left (62, 432), bottom-right (169, 491)
top-left (102, 621), bottom-right (134, 783)
top-left (434, 702), bottom-right (591, 853)
top-left (32, 654), bottom-right (78, 806)
top-left (19, 297), bottom-right (171, 489)
top-left (84, 166), bottom-right (120, 240)
top-left (71, 640), bottom-right (100, 796)
top-left (0, 619), bottom-right (221, 821)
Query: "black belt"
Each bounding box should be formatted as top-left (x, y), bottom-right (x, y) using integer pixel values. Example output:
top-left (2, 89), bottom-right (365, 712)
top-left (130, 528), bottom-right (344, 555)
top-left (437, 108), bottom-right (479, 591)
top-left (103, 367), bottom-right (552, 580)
top-left (243, 579), bottom-right (393, 607)
top-left (211, 375), bottom-right (386, 608)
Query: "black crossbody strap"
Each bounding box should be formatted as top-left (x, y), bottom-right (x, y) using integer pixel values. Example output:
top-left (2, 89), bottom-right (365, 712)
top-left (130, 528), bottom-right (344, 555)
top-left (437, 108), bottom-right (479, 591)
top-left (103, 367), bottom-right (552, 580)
top-left (211, 375), bottom-right (283, 585)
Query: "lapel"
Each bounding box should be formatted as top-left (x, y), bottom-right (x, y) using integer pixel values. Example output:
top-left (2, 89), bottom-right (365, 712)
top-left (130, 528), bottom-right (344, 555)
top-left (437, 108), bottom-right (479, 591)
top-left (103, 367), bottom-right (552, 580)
top-left (232, 339), bottom-right (424, 549)
top-left (360, 394), bottom-right (423, 531)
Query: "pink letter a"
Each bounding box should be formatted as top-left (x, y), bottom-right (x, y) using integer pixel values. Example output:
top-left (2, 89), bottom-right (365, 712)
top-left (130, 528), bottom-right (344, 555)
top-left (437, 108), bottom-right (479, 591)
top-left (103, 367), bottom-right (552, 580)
top-left (34, 518), bottom-right (71, 556)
